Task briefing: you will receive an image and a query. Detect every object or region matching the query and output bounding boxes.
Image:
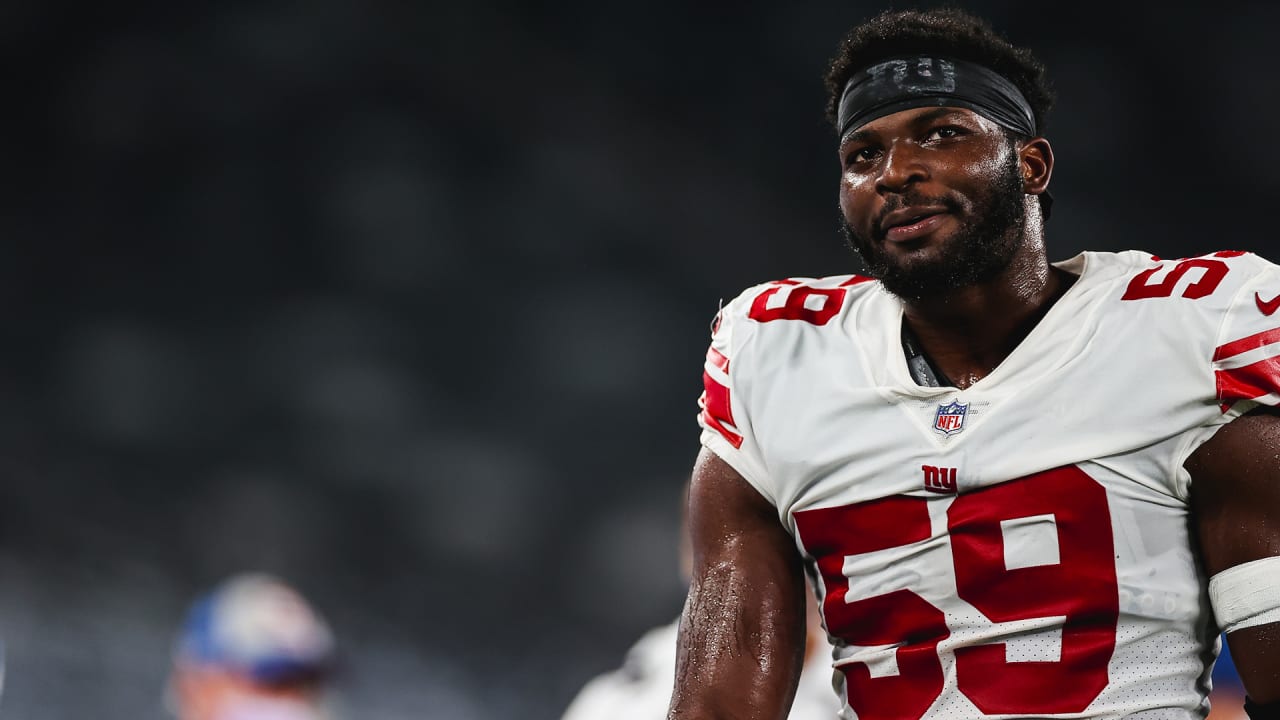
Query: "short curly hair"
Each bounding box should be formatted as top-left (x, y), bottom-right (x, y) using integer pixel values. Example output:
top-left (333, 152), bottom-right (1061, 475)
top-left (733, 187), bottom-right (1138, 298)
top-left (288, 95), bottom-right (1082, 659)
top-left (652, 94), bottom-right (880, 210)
top-left (824, 8), bottom-right (1054, 137)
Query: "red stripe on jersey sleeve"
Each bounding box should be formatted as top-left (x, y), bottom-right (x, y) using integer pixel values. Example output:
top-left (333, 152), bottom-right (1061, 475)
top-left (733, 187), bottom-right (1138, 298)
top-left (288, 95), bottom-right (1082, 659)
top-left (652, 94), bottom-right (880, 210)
top-left (700, 371), bottom-right (744, 449)
top-left (1216, 356), bottom-right (1280, 403)
top-left (1213, 327), bottom-right (1280, 362)
top-left (706, 346), bottom-right (730, 372)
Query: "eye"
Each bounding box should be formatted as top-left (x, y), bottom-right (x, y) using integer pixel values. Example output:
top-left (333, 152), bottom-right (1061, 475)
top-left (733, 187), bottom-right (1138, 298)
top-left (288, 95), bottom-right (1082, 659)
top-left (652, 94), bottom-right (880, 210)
top-left (844, 146), bottom-right (881, 167)
top-left (925, 125), bottom-right (967, 142)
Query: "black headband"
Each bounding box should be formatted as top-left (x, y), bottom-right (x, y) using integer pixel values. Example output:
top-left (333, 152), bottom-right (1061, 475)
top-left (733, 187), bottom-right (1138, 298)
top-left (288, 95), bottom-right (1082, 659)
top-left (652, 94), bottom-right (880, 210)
top-left (837, 56), bottom-right (1037, 141)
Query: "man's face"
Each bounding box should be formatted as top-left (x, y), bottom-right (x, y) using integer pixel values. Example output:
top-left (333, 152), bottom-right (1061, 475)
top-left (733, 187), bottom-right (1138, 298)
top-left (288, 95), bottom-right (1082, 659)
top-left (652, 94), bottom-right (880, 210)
top-left (837, 106), bottom-right (1028, 300)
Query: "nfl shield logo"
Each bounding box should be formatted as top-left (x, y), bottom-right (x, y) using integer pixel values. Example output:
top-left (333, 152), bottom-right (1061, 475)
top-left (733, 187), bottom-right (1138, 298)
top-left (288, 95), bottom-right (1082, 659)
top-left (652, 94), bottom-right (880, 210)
top-left (933, 400), bottom-right (969, 436)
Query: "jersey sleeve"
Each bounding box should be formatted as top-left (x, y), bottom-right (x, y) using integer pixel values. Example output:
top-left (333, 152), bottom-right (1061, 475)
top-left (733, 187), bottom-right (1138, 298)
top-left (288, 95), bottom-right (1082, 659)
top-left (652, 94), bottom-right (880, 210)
top-left (696, 287), bottom-right (775, 505)
top-left (1212, 257), bottom-right (1280, 409)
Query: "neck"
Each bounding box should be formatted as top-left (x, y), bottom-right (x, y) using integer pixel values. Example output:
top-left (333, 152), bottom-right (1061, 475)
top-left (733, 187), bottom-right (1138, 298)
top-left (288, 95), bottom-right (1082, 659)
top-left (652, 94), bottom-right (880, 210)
top-left (900, 224), bottom-right (1070, 389)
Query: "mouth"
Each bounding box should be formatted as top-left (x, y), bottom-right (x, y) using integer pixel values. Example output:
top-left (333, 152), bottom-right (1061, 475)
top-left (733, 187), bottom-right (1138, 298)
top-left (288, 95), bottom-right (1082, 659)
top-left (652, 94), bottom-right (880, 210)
top-left (879, 207), bottom-right (949, 243)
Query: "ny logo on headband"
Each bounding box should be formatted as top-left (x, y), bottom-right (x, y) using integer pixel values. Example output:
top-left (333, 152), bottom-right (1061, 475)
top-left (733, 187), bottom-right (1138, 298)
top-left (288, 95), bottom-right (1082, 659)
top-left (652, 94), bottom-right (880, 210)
top-left (865, 58), bottom-right (956, 95)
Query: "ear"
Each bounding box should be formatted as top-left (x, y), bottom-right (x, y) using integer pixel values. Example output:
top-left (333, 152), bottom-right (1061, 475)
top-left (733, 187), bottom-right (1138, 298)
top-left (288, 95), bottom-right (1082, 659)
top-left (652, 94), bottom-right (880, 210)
top-left (1018, 137), bottom-right (1054, 196)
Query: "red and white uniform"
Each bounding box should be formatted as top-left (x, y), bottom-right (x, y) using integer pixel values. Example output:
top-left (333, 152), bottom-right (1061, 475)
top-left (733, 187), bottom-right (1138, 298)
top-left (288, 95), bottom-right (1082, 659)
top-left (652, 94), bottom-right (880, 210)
top-left (697, 251), bottom-right (1280, 720)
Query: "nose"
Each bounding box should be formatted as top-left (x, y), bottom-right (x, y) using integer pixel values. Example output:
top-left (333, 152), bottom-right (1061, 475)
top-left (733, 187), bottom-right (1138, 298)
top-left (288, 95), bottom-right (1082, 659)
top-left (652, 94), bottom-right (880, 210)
top-left (875, 141), bottom-right (928, 194)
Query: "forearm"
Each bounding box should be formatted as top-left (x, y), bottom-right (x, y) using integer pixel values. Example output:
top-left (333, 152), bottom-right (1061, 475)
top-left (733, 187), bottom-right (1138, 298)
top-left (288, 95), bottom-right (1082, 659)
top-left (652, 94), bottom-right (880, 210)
top-left (667, 552), bottom-right (805, 720)
top-left (1226, 623), bottom-right (1280, 705)
top-left (670, 449), bottom-right (809, 719)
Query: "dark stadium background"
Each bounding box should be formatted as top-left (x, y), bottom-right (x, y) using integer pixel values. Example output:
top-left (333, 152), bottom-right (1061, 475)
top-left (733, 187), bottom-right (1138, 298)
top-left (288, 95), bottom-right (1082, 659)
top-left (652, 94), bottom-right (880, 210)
top-left (2, 1), bottom-right (1273, 717)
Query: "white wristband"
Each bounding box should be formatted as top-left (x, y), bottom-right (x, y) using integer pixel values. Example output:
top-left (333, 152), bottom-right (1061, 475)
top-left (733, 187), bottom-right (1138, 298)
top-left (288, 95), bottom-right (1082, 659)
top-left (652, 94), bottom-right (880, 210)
top-left (1209, 556), bottom-right (1280, 634)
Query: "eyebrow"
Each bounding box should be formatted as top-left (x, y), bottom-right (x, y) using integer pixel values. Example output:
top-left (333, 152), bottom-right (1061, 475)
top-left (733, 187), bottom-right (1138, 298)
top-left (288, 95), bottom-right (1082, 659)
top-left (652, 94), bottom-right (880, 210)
top-left (840, 107), bottom-right (971, 147)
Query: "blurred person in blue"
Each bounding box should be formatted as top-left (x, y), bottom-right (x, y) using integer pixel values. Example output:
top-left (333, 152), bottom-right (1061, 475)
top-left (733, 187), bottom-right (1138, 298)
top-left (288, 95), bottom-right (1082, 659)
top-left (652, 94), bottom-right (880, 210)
top-left (167, 573), bottom-right (337, 720)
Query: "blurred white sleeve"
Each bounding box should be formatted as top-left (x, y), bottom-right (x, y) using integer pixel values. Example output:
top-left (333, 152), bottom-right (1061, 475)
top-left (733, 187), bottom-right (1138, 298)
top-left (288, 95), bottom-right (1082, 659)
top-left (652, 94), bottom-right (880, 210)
top-left (560, 621), bottom-right (679, 720)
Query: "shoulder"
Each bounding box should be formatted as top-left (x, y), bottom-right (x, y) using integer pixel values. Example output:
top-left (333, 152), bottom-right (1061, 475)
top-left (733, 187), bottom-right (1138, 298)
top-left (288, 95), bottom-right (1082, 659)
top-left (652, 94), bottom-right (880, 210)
top-left (1065, 249), bottom-right (1278, 318)
top-left (1070, 251), bottom-right (1280, 400)
top-left (1071, 249), bottom-right (1276, 296)
top-left (699, 275), bottom-right (876, 501)
top-left (712, 273), bottom-right (877, 339)
top-left (707, 273), bottom-right (880, 387)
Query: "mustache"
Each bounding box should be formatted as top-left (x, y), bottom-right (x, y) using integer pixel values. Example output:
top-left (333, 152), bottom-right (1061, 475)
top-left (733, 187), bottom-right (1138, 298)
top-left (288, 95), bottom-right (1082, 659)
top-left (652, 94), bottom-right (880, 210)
top-left (872, 192), bottom-right (963, 240)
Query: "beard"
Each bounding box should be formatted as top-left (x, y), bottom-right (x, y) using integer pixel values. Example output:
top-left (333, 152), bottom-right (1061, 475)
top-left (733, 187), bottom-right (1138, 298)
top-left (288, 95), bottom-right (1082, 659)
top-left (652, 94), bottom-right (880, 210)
top-left (841, 155), bottom-right (1028, 301)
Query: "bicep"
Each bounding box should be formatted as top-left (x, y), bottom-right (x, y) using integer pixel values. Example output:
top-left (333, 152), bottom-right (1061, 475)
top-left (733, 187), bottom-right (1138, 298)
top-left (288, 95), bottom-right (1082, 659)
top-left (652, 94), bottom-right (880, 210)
top-left (1186, 406), bottom-right (1280, 703)
top-left (668, 448), bottom-right (807, 720)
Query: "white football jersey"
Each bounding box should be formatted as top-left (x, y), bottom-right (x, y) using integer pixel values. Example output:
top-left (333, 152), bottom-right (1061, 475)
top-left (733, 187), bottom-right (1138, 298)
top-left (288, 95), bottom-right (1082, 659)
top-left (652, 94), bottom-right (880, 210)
top-left (697, 250), bottom-right (1280, 720)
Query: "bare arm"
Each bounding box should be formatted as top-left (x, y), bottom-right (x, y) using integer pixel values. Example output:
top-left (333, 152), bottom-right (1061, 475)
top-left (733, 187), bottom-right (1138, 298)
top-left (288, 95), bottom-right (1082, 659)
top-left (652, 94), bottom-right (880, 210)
top-left (667, 448), bottom-right (807, 720)
top-left (1185, 406), bottom-right (1280, 703)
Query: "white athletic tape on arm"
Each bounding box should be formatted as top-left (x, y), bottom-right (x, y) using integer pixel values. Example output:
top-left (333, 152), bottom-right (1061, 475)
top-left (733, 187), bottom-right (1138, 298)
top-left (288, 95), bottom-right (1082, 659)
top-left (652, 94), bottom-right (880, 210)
top-left (1209, 556), bottom-right (1280, 634)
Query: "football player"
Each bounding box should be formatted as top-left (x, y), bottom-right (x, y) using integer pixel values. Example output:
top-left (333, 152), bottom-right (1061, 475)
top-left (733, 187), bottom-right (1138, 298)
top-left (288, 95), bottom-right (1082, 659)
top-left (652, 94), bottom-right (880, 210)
top-left (671, 8), bottom-right (1280, 720)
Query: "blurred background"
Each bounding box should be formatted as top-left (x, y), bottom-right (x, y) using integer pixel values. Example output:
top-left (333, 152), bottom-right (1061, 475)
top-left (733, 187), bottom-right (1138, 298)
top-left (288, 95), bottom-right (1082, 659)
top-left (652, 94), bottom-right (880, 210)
top-left (0, 0), bottom-right (1273, 717)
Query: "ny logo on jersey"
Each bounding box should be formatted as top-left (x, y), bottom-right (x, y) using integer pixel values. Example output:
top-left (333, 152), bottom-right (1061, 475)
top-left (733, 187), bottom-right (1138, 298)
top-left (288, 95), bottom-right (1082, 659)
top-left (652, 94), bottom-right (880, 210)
top-left (933, 400), bottom-right (969, 436)
top-left (922, 465), bottom-right (958, 493)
